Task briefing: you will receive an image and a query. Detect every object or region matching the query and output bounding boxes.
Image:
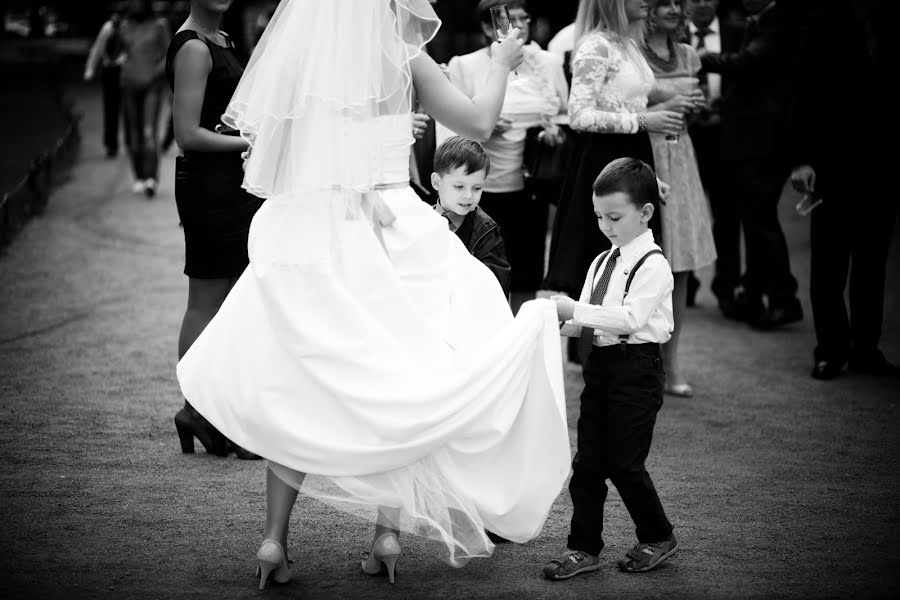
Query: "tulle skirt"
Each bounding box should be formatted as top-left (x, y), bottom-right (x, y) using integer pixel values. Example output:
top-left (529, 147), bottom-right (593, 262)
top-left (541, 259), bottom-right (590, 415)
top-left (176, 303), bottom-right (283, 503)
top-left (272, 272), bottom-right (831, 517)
top-left (176, 186), bottom-right (571, 565)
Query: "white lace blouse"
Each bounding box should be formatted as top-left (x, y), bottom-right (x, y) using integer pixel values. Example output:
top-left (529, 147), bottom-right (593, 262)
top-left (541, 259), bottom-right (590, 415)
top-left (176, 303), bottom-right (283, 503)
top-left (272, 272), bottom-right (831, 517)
top-left (568, 31), bottom-right (655, 134)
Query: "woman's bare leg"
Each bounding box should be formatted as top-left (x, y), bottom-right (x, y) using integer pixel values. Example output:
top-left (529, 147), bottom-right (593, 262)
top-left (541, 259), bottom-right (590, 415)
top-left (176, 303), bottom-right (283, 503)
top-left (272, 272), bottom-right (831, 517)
top-left (178, 277), bottom-right (238, 359)
top-left (263, 467), bottom-right (302, 553)
top-left (374, 506), bottom-right (401, 540)
top-left (663, 271), bottom-right (689, 388)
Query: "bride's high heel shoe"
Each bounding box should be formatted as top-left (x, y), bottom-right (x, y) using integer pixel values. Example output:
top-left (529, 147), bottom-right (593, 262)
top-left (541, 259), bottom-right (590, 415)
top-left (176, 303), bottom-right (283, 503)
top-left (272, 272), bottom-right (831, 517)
top-left (256, 539), bottom-right (292, 590)
top-left (361, 532), bottom-right (401, 584)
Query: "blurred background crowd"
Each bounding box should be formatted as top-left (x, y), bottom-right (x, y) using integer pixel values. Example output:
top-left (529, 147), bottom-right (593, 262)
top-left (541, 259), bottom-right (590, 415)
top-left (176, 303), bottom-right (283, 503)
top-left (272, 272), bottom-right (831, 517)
top-left (1, 0), bottom-right (895, 384)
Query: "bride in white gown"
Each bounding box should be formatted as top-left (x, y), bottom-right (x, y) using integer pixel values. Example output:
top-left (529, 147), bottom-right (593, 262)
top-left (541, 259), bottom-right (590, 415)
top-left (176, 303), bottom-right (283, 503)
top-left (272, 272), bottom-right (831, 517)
top-left (175, 0), bottom-right (571, 587)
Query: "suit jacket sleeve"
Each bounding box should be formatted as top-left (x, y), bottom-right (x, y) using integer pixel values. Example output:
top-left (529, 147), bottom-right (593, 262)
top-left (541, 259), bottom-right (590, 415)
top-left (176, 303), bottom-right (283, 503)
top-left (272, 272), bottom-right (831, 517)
top-left (473, 231), bottom-right (512, 297)
top-left (701, 9), bottom-right (787, 75)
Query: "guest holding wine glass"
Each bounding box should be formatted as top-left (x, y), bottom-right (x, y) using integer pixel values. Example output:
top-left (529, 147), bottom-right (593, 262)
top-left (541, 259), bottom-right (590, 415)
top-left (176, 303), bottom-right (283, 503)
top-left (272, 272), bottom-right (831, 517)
top-left (641, 0), bottom-right (716, 397)
top-left (166, 0), bottom-right (263, 459)
top-left (788, 0), bottom-right (896, 380)
top-left (439, 0), bottom-right (569, 315)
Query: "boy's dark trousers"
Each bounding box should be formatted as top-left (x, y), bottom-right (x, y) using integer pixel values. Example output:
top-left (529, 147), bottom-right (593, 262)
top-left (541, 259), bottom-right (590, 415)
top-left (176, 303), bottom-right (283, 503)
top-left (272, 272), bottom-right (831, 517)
top-left (567, 343), bottom-right (673, 555)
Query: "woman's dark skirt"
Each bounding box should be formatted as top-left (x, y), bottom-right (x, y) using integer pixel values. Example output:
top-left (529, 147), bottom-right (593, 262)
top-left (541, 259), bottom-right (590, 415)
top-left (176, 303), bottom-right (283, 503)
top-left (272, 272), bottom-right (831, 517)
top-left (479, 188), bottom-right (548, 293)
top-left (543, 131), bottom-right (657, 296)
top-left (175, 152), bottom-right (264, 279)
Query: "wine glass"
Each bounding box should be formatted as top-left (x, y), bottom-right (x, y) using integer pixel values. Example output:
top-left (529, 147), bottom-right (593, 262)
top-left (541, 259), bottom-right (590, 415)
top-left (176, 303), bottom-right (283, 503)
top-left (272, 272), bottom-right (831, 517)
top-left (490, 4), bottom-right (518, 77)
top-left (795, 192), bottom-right (823, 216)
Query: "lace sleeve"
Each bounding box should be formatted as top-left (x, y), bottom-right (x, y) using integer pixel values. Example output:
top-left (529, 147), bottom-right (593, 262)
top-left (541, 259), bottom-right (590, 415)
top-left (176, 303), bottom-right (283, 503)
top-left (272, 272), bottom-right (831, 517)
top-left (683, 43), bottom-right (701, 76)
top-left (568, 34), bottom-right (639, 134)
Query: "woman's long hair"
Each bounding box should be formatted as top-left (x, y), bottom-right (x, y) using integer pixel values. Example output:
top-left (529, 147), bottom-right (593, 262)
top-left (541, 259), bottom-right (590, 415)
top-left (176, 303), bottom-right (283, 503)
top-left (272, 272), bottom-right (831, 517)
top-left (573, 0), bottom-right (646, 53)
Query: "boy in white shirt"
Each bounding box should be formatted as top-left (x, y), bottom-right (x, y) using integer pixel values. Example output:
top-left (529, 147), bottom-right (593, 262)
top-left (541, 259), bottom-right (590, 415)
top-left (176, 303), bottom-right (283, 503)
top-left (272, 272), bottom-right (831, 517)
top-left (544, 158), bottom-right (677, 579)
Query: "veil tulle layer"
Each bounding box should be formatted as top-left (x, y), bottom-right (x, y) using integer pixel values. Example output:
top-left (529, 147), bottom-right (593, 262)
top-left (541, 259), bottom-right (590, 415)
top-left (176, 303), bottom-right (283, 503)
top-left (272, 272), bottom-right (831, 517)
top-left (222, 0), bottom-right (440, 197)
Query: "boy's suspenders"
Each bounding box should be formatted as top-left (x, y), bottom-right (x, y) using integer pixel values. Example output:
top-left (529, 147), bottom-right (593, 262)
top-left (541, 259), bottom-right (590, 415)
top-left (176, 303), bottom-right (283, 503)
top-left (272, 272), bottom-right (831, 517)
top-left (587, 248), bottom-right (664, 349)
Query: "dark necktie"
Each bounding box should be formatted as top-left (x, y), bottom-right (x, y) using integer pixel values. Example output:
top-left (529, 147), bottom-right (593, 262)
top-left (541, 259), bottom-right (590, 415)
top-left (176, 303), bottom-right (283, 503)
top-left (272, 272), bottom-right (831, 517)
top-left (694, 27), bottom-right (711, 49)
top-left (577, 248), bottom-right (620, 362)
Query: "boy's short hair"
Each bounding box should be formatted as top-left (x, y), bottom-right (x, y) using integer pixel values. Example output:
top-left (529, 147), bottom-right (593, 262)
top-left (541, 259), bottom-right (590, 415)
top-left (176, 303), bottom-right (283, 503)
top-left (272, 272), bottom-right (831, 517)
top-left (433, 136), bottom-right (491, 177)
top-left (592, 157), bottom-right (658, 209)
top-left (477, 0), bottom-right (528, 26)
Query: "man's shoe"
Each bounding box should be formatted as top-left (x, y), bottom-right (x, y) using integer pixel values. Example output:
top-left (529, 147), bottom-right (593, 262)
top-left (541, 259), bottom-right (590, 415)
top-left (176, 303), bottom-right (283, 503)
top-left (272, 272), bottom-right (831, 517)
top-left (618, 534), bottom-right (678, 573)
top-left (543, 550), bottom-right (600, 580)
top-left (721, 292), bottom-right (764, 322)
top-left (849, 350), bottom-right (900, 378)
top-left (811, 359), bottom-right (845, 380)
top-left (750, 299), bottom-right (803, 331)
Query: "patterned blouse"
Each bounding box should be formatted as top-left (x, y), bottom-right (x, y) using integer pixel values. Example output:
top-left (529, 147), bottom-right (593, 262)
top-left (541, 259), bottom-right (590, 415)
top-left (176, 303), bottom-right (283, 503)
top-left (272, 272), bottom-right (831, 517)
top-left (568, 31), bottom-right (655, 134)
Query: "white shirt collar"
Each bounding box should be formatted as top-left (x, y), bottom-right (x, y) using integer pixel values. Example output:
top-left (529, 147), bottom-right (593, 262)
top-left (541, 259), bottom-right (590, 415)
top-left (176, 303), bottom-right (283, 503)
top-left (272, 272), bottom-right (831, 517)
top-left (613, 229), bottom-right (656, 264)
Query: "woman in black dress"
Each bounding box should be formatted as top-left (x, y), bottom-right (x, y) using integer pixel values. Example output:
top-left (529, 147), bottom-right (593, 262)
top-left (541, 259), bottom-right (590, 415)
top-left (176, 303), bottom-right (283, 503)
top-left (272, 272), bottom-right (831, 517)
top-left (166, 0), bottom-right (263, 459)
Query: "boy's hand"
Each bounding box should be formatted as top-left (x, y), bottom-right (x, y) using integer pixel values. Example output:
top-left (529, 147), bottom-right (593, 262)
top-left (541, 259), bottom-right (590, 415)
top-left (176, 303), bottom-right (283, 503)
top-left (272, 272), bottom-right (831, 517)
top-left (550, 295), bottom-right (575, 322)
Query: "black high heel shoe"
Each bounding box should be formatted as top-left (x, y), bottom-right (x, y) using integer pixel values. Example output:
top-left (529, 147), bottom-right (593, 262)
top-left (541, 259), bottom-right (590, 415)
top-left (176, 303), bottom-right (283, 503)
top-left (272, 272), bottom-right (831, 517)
top-left (228, 440), bottom-right (262, 461)
top-left (174, 402), bottom-right (228, 457)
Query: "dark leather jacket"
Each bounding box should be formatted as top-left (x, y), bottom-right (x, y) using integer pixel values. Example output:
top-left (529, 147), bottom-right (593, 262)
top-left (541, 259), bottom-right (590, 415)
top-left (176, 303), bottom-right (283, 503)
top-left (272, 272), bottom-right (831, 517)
top-left (454, 207), bottom-right (512, 296)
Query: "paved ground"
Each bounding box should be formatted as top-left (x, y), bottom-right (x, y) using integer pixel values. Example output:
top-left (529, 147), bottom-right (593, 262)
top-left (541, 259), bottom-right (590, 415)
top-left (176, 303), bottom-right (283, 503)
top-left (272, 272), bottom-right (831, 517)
top-left (1, 85), bottom-right (898, 600)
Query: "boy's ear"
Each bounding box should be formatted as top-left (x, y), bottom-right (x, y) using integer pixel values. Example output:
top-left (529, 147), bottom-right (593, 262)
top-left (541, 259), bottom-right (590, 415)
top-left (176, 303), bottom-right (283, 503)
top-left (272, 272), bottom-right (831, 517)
top-left (430, 172), bottom-right (441, 190)
top-left (641, 202), bottom-right (655, 223)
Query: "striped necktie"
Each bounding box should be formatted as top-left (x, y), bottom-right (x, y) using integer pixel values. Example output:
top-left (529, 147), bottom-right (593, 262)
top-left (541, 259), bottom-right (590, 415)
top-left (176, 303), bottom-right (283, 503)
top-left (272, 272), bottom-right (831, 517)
top-left (577, 248), bottom-right (620, 362)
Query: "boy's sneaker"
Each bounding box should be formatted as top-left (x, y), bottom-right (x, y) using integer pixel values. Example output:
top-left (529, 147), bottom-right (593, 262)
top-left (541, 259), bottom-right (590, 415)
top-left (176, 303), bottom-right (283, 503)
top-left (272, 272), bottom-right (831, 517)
top-left (542, 550), bottom-right (600, 580)
top-left (618, 534), bottom-right (678, 573)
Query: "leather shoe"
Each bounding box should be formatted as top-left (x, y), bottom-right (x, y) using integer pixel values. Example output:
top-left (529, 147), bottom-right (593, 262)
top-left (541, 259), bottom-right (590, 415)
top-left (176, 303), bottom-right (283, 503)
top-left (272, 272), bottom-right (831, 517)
top-left (749, 299), bottom-right (803, 331)
top-left (721, 291), bottom-right (764, 323)
top-left (848, 350), bottom-right (900, 378)
top-left (811, 359), bottom-right (844, 380)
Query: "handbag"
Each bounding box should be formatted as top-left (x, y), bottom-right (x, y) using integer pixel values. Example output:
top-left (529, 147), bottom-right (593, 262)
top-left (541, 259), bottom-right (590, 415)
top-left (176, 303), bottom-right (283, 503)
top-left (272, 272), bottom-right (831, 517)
top-left (522, 124), bottom-right (574, 194)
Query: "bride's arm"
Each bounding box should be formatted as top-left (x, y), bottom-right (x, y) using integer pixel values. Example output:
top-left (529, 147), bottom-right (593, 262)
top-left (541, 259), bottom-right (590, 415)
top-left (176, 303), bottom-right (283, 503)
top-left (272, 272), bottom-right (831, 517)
top-left (410, 34), bottom-right (523, 143)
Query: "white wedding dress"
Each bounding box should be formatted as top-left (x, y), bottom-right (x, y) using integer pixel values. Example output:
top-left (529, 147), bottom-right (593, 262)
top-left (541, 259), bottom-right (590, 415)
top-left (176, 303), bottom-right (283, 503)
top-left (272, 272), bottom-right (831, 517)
top-left (175, 0), bottom-right (570, 566)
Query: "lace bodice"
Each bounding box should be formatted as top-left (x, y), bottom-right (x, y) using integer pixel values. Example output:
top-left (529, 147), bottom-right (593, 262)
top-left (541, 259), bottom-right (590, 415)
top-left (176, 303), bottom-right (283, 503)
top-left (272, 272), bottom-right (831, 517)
top-left (568, 32), bottom-right (654, 134)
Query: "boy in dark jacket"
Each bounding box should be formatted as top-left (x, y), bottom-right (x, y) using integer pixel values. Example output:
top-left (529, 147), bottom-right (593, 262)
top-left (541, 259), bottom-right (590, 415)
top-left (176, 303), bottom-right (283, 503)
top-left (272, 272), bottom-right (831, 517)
top-left (431, 136), bottom-right (512, 297)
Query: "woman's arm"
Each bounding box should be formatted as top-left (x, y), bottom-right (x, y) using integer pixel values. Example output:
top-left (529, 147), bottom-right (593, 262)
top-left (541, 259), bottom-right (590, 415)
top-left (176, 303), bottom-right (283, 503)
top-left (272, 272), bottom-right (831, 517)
top-left (154, 19), bottom-right (172, 79)
top-left (411, 33), bottom-right (523, 142)
top-left (569, 36), bottom-right (682, 135)
top-left (84, 20), bottom-right (113, 80)
top-left (567, 36), bottom-right (638, 133)
top-left (172, 39), bottom-right (248, 153)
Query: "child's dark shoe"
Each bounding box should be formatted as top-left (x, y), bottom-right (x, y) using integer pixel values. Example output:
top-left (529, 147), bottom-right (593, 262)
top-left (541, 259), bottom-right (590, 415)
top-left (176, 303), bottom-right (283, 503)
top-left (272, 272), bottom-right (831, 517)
top-left (542, 550), bottom-right (600, 580)
top-left (618, 534), bottom-right (678, 573)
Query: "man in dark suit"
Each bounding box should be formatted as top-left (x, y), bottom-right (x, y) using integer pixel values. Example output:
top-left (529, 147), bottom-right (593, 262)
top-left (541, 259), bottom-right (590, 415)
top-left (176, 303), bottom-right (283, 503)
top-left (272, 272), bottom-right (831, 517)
top-left (700, 0), bottom-right (802, 329)
top-left (787, 0), bottom-right (897, 379)
top-left (684, 0), bottom-right (739, 313)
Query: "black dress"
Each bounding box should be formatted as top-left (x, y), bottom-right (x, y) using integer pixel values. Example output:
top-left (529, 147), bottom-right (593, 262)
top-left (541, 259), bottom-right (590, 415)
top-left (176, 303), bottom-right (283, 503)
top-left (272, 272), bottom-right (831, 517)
top-left (543, 131), bottom-right (657, 297)
top-left (165, 30), bottom-right (263, 279)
